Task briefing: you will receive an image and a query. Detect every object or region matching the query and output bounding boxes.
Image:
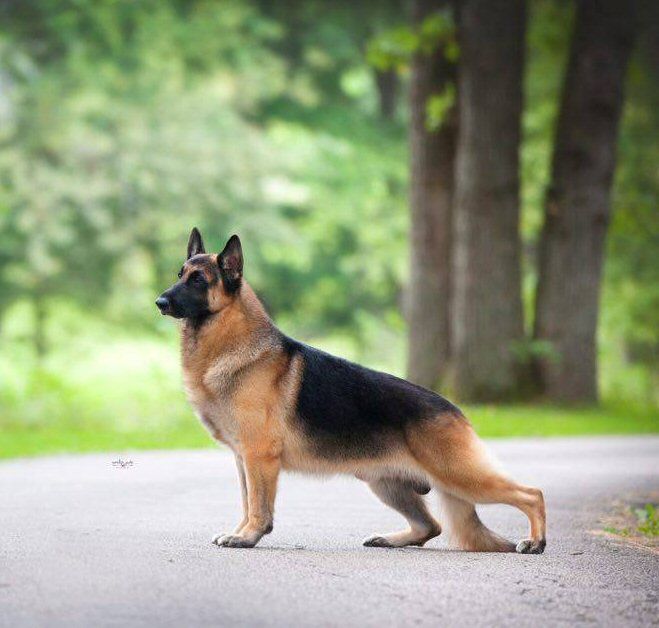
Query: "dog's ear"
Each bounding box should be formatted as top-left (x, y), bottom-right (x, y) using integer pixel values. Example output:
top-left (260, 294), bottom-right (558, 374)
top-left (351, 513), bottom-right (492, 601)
top-left (187, 227), bottom-right (205, 259)
top-left (217, 235), bottom-right (243, 293)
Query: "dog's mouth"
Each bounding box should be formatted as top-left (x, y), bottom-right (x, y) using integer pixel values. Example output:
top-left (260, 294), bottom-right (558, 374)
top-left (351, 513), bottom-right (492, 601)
top-left (156, 302), bottom-right (187, 319)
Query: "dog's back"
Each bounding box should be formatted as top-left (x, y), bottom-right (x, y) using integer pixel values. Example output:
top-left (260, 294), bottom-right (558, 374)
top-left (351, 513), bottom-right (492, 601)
top-left (282, 335), bottom-right (465, 461)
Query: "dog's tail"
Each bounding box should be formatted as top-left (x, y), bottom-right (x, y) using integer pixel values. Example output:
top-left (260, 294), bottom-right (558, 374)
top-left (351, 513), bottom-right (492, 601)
top-left (437, 490), bottom-right (515, 552)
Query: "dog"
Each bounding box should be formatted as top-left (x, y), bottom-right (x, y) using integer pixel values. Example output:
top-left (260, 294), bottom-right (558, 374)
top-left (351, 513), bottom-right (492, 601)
top-left (155, 229), bottom-right (546, 553)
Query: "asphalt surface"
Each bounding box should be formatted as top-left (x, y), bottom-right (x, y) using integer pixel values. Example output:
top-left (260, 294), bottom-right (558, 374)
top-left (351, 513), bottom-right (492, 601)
top-left (1, 437), bottom-right (657, 627)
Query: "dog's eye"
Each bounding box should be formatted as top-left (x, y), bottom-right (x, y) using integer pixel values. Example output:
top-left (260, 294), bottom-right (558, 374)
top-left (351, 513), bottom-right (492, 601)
top-left (189, 272), bottom-right (206, 287)
top-left (177, 269), bottom-right (183, 279)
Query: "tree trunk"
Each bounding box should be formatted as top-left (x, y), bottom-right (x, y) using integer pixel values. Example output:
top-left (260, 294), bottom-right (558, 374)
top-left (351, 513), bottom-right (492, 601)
top-left (375, 68), bottom-right (399, 120)
top-left (406, 0), bottom-right (457, 390)
top-left (533, 0), bottom-right (637, 403)
top-left (450, 0), bottom-right (526, 401)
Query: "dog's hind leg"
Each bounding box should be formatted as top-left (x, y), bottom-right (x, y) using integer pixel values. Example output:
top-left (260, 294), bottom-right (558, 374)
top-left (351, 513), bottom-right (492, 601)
top-left (362, 477), bottom-right (441, 548)
top-left (436, 479), bottom-right (545, 554)
top-left (407, 415), bottom-right (546, 554)
top-left (435, 489), bottom-right (516, 552)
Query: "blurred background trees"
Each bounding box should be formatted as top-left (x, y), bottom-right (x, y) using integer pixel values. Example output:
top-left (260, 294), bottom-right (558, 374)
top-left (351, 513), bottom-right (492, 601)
top-left (0, 0), bottom-right (657, 453)
top-left (405, 0), bottom-right (456, 391)
top-left (450, 0), bottom-right (527, 401)
top-left (533, 0), bottom-right (638, 402)
top-left (403, 0), bottom-right (645, 404)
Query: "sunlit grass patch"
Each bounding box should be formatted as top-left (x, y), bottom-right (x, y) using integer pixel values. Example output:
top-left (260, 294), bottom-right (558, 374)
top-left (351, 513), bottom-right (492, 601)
top-left (465, 403), bottom-right (659, 438)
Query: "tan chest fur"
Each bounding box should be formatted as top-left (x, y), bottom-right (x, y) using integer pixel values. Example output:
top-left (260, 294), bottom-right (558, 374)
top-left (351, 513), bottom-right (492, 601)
top-left (183, 344), bottom-right (280, 452)
top-left (183, 370), bottom-right (236, 446)
top-left (180, 297), bottom-right (302, 459)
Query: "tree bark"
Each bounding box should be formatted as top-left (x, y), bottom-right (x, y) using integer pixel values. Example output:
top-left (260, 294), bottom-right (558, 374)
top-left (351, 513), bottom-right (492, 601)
top-left (406, 0), bottom-right (457, 390)
top-left (533, 0), bottom-right (637, 403)
top-left (450, 0), bottom-right (526, 401)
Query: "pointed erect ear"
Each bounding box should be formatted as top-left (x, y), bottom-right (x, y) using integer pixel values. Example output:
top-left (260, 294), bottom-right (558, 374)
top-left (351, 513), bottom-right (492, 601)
top-left (187, 227), bottom-right (205, 259)
top-left (217, 234), bottom-right (243, 293)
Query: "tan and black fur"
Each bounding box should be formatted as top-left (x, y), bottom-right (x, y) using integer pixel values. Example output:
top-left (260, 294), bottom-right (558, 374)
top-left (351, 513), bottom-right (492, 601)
top-left (155, 229), bottom-right (546, 553)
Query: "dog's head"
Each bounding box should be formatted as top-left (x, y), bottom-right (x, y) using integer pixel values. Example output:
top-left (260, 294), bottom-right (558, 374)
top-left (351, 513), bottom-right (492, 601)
top-left (155, 228), bottom-right (243, 320)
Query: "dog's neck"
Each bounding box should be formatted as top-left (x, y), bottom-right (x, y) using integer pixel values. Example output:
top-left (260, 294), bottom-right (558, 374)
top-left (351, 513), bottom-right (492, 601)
top-left (180, 281), bottom-right (273, 367)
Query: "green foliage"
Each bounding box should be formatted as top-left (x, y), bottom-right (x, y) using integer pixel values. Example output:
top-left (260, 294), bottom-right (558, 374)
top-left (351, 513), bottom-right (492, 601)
top-left (425, 84), bottom-right (455, 131)
top-left (0, 1), bottom-right (289, 330)
top-left (0, 0), bottom-right (409, 346)
top-left (367, 26), bottom-right (419, 72)
top-left (366, 10), bottom-right (455, 72)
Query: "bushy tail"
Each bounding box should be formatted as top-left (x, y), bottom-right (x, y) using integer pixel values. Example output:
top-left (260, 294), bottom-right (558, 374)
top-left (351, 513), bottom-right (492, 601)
top-left (437, 490), bottom-right (515, 552)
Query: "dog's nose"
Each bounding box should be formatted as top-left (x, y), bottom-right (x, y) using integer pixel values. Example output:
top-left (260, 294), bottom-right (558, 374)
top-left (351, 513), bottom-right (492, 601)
top-left (155, 296), bottom-right (169, 313)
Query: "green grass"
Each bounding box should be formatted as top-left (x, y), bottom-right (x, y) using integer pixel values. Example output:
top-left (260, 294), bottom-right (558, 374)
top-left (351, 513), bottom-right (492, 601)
top-left (464, 403), bottom-right (658, 438)
top-left (2, 403), bottom-right (656, 460)
top-left (0, 421), bottom-right (211, 460)
top-left (636, 504), bottom-right (659, 537)
top-left (604, 503), bottom-right (659, 540)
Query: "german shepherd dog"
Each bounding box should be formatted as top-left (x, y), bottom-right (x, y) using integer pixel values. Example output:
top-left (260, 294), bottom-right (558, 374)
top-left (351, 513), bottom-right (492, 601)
top-left (155, 229), bottom-right (546, 553)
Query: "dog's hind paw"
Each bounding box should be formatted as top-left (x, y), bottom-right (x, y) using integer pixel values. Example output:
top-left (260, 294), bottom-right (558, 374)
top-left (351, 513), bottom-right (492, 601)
top-left (212, 534), bottom-right (256, 548)
top-left (516, 538), bottom-right (546, 554)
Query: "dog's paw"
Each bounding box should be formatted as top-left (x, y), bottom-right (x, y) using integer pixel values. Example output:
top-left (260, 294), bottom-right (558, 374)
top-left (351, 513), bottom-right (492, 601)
top-left (516, 538), bottom-right (546, 554)
top-left (363, 535), bottom-right (395, 548)
top-left (212, 534), bottom-right (256, 548)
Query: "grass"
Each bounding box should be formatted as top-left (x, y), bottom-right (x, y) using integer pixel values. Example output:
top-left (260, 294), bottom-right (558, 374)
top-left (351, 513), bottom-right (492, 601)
top-left (603, 503), bottom-right (659, 544)
top-left (464, 403), bottom-right (658, 438)
top-left (1, 421), bottom-right (211, 460)
top-left (637, 504), bottom-right (659, 537)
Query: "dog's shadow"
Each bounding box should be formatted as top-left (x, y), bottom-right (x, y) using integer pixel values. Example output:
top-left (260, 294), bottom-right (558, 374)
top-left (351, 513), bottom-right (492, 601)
top-left (210, 543), bottom-right (521, 557)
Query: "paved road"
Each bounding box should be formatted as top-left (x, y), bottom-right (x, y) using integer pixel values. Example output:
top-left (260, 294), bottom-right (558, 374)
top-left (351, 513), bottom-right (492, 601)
top-left (1, 437), bottom-right (657, 627)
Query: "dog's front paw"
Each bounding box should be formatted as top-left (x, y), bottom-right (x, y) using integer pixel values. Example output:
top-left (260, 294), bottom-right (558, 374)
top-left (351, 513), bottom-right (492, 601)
top-left (212, 534), bottom-right (256, 548)
top-left (363, 535), bottom-right (395, 548)
top-left (516, 538), bottom-right (546, 554)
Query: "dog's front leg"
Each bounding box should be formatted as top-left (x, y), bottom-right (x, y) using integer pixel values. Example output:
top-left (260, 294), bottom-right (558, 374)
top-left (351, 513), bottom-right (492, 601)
top-left (233, 454), bottom-right (249, 534)
top-left (213, 453), bottom-right (280, 548)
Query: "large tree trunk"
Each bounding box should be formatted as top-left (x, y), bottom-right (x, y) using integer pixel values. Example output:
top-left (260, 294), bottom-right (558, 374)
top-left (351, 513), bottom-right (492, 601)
top-left (450, 0), bottom-right (526, 401)
top-left (406, 0), bottom-right (457, 390)
top-left (533, 0), bottom-right (637, 403)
